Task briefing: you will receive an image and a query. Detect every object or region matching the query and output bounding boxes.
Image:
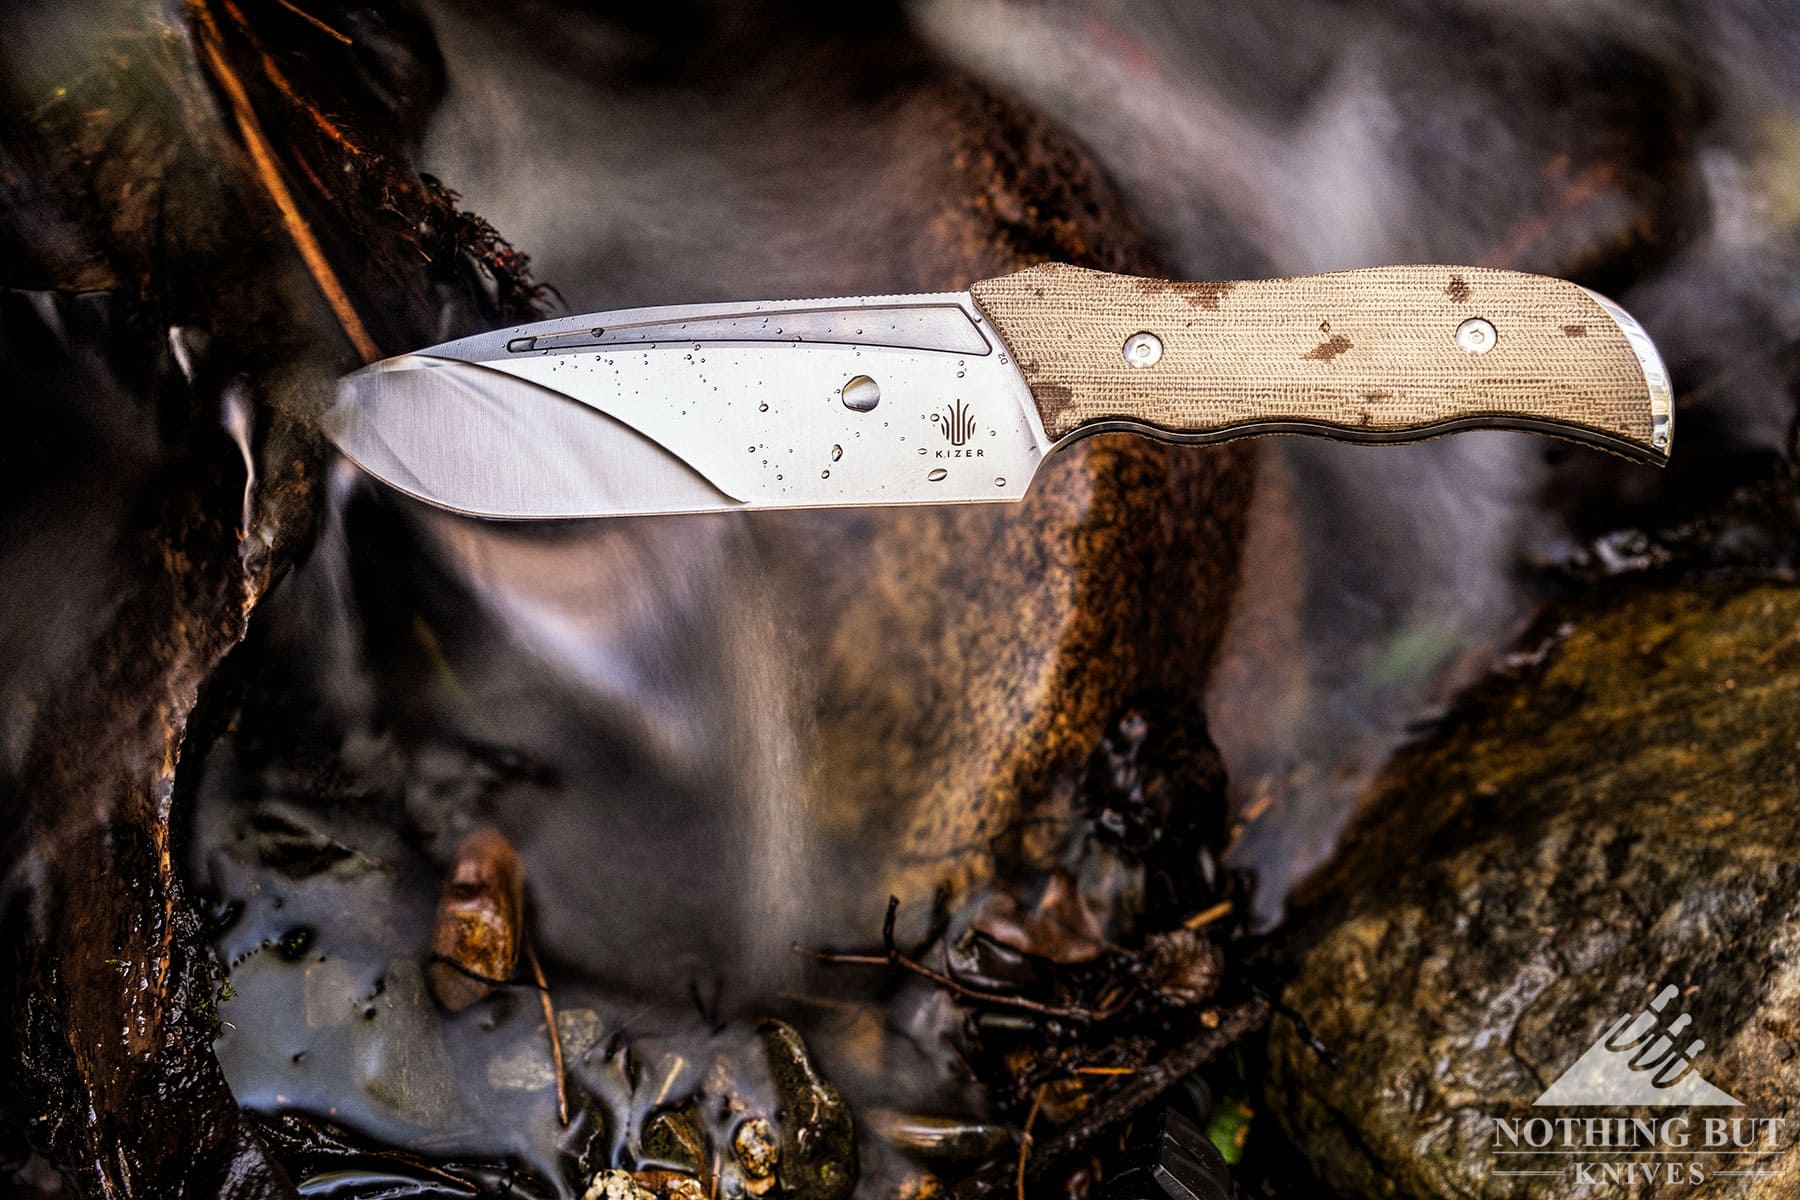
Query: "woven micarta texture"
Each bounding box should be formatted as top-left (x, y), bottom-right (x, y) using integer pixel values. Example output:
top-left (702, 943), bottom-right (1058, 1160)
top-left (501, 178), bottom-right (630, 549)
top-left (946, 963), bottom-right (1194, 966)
top-left (970, 263), bottom-right (1655, 452)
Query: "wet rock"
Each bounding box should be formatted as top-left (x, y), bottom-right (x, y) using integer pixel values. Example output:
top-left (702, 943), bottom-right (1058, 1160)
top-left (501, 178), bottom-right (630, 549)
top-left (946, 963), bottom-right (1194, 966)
top-left (487, 1040), bottom-right (559, 1093)
top-left (759, 1021), bottom-right (858, 1200)
top-left (427, 827), bottom-right (526, 1011)
top-left (732, 1116), bottom-right (780, 1194)
top-left (944, 931), bottom-right (1047, 993)
top-left (1268, 583), bottom-right (1800, 1198)
top-left (633, 1169), bottom-right (707, 1200)
top-left (585, 1169), bottom-right (659, 1200)
top-left (641, 1104), bottom-right (708, 1174)
top-left (896, 1170), bottom-right (945, 1200)
top-left (352, 961), bottom-right (460, 1127)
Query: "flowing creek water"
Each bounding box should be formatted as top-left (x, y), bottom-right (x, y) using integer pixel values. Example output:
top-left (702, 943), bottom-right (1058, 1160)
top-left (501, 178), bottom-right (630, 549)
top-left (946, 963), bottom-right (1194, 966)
top-left (182, 472), bottom-right (1009, 1198)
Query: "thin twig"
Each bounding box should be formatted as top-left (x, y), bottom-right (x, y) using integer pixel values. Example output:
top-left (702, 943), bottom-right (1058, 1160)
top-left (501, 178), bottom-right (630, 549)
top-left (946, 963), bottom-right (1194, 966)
top-left (526, 940), bottom-right (568, 1126)
top-left (1032, 998), bottom-right (1268, 1172)
top-left (1016, 1086), bottom-right (1044, 1200)
top-left (191, 3), bottom-right (381, 362)
top-left (254, 48), bottom-right (363, 156)
top-left (943, 945), bottom-right (1131, 1019)
top-left (1182, 900), bottom-right (1233, 931)
top-left (218, 0), bottom-right (364, 155)
top-left (653, 1056), bottom-right (686, 1107)
top-left (274, 0), bottom-right (352, 43)
top-left (425, 954), bottom-right (548, 993)
top-left (792, 896), bottom-right (1106, 1023)
top-left (1255, 985), bottom-right (1339, 1070)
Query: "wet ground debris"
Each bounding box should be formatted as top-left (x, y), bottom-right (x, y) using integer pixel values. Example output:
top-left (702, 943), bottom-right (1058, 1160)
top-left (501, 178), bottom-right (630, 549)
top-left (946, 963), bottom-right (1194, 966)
top-left (795, 896), bottom-right (1127, 1024)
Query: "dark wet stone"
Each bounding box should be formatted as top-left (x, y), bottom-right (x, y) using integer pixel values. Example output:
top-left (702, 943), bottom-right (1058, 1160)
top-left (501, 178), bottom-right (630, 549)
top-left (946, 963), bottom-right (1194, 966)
top-left (1268, 583), bottom-right (1800, 1198)
top-left (350, 962), bottom-right (460, 1127)
top-left (426, 827), bottom-right (525, 1013)
top-left (944, 932), bottom-right (1046, 994)
top-left (641, 1104), bottom-right (709, 1175)
top-left (731, 1115), bottom-right (780, 1192)
top-left (273, 926), bottom-right (317, 962)
top-left (759, 1021), bottom-right (857, 1200)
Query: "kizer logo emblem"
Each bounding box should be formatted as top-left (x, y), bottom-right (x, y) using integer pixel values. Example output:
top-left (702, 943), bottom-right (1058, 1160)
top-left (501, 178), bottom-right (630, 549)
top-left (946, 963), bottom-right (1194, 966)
top-left (932, 400), bottom-right (984, 457)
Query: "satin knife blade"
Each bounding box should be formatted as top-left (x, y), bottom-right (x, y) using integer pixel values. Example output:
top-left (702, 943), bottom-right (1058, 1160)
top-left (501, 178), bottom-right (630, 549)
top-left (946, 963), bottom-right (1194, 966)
top-left (326, 262), bottom-right (1673, 520)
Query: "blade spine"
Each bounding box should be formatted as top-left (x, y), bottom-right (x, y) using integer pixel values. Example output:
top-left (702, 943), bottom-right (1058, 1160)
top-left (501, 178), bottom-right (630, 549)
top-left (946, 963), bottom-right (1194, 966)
top-left (596, 299), bottom-right (981, 332)
top-left (479, 289), bottom-right (983, 341)
top-left (522, 328), bottom-right (993, 357)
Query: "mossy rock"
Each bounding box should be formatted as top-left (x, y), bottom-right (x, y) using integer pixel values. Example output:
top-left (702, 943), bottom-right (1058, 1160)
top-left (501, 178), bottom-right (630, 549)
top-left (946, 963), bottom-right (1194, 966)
top-left (1269, 583), bottom-right (1800, 1198)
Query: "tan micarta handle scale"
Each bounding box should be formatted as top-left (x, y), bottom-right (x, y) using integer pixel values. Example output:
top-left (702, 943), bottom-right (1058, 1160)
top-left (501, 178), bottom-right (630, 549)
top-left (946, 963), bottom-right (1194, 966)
top-left (969, 263), bottom-right (1672, 462)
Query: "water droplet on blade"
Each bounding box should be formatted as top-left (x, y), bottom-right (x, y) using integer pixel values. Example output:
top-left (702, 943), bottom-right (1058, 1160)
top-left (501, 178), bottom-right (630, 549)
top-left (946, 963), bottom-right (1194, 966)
top-left (927, 468), bottom-right (948, 482)
top-left (995, 477), bottom-right (1006, 487)
top-left (841, 375), bottom-right (880, 412)
top-left (830, 445), bottom-right (842, 462)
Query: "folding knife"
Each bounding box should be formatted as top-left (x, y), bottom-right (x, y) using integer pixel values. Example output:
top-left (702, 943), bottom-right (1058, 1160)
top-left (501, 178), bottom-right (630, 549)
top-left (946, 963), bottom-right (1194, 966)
top-left (327, 263), bottom-right (1673, 520)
